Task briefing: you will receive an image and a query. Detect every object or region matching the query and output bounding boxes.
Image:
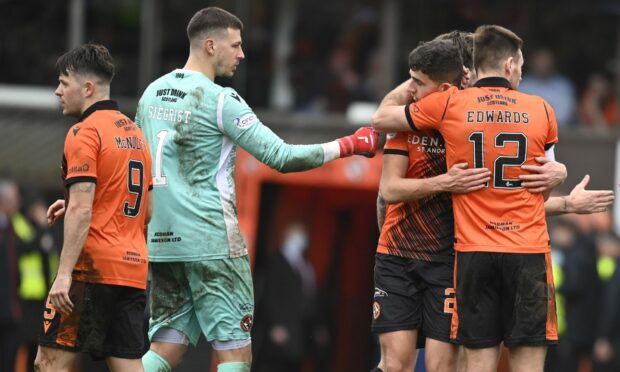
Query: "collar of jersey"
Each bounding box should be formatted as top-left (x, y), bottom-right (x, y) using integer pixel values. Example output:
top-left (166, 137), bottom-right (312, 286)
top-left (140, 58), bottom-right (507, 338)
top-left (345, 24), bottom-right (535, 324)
top-left (79, 100), bottom-right (119, 121)
top-left (473, 77), bottom-right (513, 89)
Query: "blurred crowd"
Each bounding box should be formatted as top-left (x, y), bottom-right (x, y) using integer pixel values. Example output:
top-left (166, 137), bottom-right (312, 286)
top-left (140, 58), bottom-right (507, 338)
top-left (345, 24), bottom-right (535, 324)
top-left (546, 211), bottom-right (620, 372)
top-left (4, 0), bottom-right (620, 130)
top-left (0, 179), bottom-right (61, 372)
top-left (519, 48), bottom-right (620, 130)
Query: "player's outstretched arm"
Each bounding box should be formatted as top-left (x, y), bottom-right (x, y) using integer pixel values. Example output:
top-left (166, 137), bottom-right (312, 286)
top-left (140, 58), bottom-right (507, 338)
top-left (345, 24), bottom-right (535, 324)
top-left (219, 89), bottom-right (377, 172)
top-left (371, 80), bottom-right (413, 133)
top-left (520, 157), bottom-right (567, 193)
top-left (545, 175), bottom-right (615, 216)
top-left (47, 199), bottom-right (66, 225)
top-left (380, 156), bottom-right (491, 204)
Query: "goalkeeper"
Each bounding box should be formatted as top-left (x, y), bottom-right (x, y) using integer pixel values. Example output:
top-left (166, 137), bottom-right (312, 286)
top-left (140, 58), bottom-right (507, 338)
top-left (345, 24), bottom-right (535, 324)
top-left (135, 7), bottom-right (377, 372)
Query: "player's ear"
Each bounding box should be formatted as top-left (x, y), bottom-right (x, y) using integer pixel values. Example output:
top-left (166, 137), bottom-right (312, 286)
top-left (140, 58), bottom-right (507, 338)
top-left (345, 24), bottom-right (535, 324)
top-left (461, 66), bottom-right (471, 88)
top-left (83, 80), bottom-right (95, 98)
top-left (505, 56), bottom-right (514, 75)
top-left (438, 82), bottom-right (452, 92)
top-left (204, 38), bottom-right (216, 56)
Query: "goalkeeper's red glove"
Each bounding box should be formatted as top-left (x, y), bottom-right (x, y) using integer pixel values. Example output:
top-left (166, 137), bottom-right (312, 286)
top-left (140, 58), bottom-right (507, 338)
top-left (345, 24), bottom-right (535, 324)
top-left (337, 127), bottom-right (378, 158)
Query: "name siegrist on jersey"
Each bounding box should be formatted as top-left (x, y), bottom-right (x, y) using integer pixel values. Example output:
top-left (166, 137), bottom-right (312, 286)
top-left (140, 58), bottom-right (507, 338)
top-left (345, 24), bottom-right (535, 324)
top-left (147, 105), bottom-right (192, 124)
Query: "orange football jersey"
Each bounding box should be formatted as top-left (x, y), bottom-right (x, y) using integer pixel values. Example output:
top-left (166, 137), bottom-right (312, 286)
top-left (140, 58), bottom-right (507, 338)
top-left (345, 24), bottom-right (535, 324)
top-left (407, 78), bottom-right (558, 254)
top-left (62, 100), bottom-right (153, 289)
top-left (377, 131), bottom-right (454, 262)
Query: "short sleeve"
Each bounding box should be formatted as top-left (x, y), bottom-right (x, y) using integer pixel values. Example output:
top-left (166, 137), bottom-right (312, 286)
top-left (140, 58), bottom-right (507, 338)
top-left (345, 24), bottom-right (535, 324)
top-left (383, 132), bottom-right (409, 156)
top-left (64, 124), bottom-right (99, 186)
top-left (407, 88), bottom-right (455, 131)
top-left (544, 101), bottom-right (559, 148)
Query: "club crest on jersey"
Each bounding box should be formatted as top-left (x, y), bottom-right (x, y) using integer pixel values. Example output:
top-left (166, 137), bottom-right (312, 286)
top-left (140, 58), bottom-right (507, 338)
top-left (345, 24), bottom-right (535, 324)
top-left (386, 133), bottom-right (397, 140)
top-left (240, 314), bottom-right (254, 332)
top-left (233, 114), bottom-right (257, 129)
top-left (373, 301), bottom-right (381, 320)
top-left (73, 126), bottom-right (81, 136)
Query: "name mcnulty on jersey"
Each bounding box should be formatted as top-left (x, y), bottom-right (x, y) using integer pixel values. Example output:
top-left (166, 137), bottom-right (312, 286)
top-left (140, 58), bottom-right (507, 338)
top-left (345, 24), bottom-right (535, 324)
top-left (115, 136), bottom-right (147, 150)
top-left (147, 105), bottom-right (192, 124)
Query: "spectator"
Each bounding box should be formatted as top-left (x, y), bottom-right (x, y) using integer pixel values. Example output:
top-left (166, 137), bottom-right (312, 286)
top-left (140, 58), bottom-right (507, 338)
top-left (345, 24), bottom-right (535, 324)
top-left (0, 179), bottom-right (23, 372)
top-left (593, 233), bottom-right (620, 372)
top-left (520, 48), bottom-right (576, 126)
top-left (579, 73), bottom-right (619, 129)
top-left (547, 214), bottom-right (602, 372)
top-left (15, 195), bottom-right (59, 372)
top-left (253, 222), bottom-right (325, 372)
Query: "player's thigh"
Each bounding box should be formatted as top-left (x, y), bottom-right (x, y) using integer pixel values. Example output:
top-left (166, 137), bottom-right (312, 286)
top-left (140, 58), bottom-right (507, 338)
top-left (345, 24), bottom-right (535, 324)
top-left (372, 254), bottom-right (424, 335)
top-left (454, 252), bottom-right (503, 348)
top-left (214, 344), bottom-right (252, 364)
top-left (462, 345), bottom-right (501, 372)
top-left (103, 286), bottom-right (147, 359)
top-left (106, 356), bottom-right (144, 372)
top-left (34, 346), bottom-right (77, 372)
top-left (419, 260), bottom-right (456, 343)
top-left (379, 330), bottom-right (419, 369)
top-left (38, 281), bottom-right (119, 359)
top-left (508, 345), bottom-right (547, 372)
top-left (501, 253), bottom-right (558, 347)
top-left (148, 262), bottom-right (200, 345)
top-left (425, 338), bottom-right (458, 372)
top-left (187, 256), bottom-right (255, 344)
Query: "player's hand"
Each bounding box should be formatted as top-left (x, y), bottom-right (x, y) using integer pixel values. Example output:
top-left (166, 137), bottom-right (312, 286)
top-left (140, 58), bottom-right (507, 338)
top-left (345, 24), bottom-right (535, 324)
top-left (48, 275), bottom-right (73, 315)
top-left (440, 163), bottom-right (491, 193)
top-left (520, 157), bottom-right (567, 193)
top-left (337, 127), bottom-right (378, 158)
top-left (47, 199), bottom-right (66, 225)
top-left (567, 175), bottom-right (614, 214)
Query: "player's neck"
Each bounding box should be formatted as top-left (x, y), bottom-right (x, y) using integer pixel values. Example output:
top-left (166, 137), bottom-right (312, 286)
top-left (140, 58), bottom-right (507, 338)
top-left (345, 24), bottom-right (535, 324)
top-left (183, 53), bottom-right (216, 81)
top-left (79, 93), bottom-right (110, 116)
top-left (476, 70), bottom-right (508, 82)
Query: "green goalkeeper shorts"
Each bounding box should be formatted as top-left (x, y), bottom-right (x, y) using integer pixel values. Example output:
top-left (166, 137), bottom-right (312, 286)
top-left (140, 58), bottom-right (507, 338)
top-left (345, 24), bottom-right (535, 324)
top-left (148, 256), bottom-right (254, 345)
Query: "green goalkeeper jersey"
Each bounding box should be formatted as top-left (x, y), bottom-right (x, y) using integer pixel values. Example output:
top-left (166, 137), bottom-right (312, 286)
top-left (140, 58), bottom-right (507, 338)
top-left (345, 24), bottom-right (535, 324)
top-left (136, 69), bottom-right (327, 261)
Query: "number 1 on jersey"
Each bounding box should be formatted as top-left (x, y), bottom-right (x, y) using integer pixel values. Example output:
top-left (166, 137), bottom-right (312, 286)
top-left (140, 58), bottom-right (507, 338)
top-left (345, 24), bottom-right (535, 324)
top-left (153, 130), bottom-right (168, 186)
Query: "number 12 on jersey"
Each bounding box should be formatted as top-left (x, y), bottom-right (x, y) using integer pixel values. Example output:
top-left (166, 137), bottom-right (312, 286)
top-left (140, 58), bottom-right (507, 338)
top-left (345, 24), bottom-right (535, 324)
top-left (468, 131), bottom-right (527, 189)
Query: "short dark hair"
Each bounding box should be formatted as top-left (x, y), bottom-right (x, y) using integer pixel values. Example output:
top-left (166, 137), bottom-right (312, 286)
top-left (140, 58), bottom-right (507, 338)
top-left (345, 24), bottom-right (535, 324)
top-left (434, 30), bottom-right (473, 70)
top-left (409, 40), bottom-right (463, 87)
top-left (187, 7), bottom-right (243, 42)
top-left (473, 25), bottom-right (523, 73)
top-left (56, 43), bottom-right (115, 83)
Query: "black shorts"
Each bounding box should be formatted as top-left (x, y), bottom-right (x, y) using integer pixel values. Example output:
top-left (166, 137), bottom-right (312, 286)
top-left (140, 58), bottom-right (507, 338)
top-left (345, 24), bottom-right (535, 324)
top-left (371, 253), bottom-right (456, 343)
top-left (451, 251), bottom-right (558, 348)
top-left (38, 281), bottom-right (146, 359)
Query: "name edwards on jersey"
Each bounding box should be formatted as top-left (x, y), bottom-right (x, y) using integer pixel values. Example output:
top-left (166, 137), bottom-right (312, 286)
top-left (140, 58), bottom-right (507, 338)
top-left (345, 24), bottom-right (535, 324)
top-left (466, 93), bottom-right (529, 124)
